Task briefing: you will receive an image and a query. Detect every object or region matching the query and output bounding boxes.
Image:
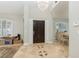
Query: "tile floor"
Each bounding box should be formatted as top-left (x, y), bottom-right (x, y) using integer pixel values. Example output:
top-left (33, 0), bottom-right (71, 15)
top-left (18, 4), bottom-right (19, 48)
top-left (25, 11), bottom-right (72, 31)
top-left (13, 42), bottom-right (68, 58)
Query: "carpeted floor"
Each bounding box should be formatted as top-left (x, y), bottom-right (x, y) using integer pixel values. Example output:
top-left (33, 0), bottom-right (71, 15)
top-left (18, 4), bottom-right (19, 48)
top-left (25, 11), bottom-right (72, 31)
top-left (0, 44), bottom-right (21, 58)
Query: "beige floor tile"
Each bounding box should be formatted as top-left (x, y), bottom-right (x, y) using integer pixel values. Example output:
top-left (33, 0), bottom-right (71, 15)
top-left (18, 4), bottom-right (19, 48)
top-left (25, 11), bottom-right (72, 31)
top-left (14, 43), bottom-right (68, 58)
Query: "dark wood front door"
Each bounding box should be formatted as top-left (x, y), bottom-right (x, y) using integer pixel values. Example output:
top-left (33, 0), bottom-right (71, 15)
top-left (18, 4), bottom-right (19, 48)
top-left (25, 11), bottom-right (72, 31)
top-left (33, 20), bottom-right (45, 43)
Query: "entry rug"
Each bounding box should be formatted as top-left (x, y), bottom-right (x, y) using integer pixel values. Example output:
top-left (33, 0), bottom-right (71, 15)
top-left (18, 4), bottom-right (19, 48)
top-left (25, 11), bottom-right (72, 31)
top-left (0, 45), bottom-right (20, 58)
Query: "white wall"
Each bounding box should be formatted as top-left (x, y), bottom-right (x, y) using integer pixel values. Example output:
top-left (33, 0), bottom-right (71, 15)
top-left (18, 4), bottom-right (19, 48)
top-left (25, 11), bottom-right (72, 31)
top-left (69, 1), bottom-right (79, 57)
top-left (0, 14), bottom-right (24, 39)
top-left (24, 5), bottom-right (54, 45)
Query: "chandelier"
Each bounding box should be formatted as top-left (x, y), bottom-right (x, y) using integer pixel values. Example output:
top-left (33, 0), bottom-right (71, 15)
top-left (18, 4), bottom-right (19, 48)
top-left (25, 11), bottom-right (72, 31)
top-left (37, 1), bottom-right (59, 11)
top-left (37, 1), bottom-right (49, 11)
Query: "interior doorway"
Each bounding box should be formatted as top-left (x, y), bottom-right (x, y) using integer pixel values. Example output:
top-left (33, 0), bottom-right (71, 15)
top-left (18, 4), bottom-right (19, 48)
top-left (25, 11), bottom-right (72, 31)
top-left (33, 20), bottom-right (45, 43)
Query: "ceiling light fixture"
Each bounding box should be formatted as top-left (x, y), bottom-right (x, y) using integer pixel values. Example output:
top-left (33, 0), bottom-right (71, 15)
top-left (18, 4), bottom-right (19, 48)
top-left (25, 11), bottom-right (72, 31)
top-left (37, 1), bottom-right (49, 11)
top-left (37, 1), bottom-right (59, 11)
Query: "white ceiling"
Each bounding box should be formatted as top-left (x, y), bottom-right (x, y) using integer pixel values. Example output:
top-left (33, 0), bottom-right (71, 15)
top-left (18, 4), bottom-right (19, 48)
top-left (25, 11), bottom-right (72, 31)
top-left (0, 1), bottom-right (68, 18)
top-left (51, 1), bottom-right (68, 19)
top-left (0, 1), bottom-right (24, 16)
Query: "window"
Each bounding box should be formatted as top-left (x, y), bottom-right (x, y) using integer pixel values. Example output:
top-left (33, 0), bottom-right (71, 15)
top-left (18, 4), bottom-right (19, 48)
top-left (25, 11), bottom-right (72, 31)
top-left (0, 19), bottom-right (13, 37)
top-left (56, 22), bottom-right (68, 32)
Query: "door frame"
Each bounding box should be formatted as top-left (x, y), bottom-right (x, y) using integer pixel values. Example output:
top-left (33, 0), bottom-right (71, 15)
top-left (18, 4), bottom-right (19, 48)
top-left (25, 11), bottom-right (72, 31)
top-left (24, 18), bottom-right (53, 45)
